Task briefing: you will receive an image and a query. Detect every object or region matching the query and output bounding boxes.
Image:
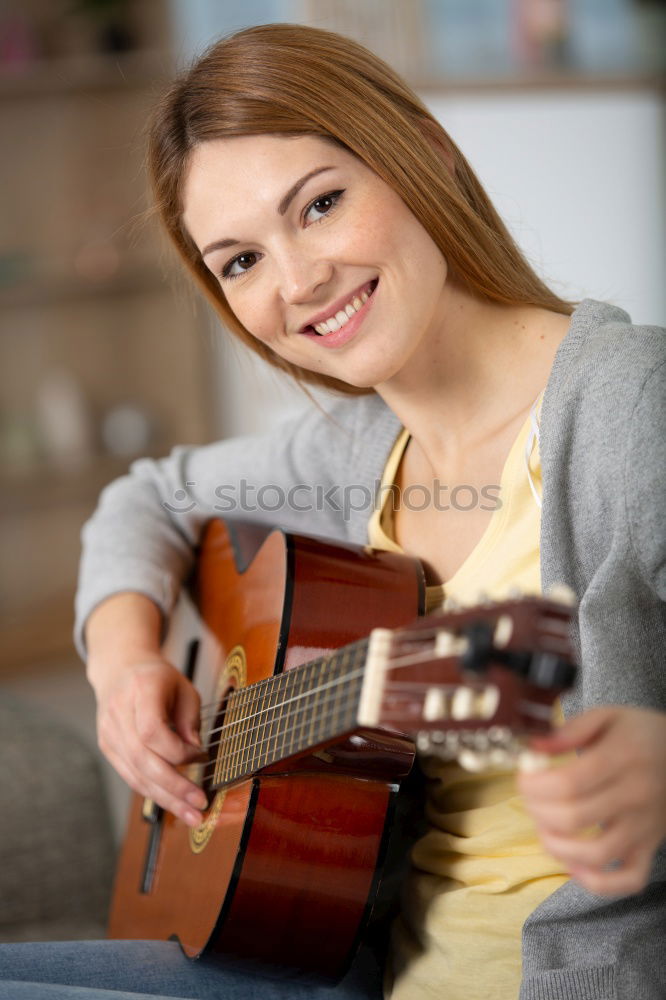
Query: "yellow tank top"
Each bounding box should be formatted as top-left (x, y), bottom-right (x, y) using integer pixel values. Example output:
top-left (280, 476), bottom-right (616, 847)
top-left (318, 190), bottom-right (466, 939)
top-left (368, 398), bottom-right (569, 1000)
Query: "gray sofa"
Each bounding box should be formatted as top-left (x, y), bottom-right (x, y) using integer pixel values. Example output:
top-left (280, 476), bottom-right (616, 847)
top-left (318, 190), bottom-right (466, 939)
top-left (0, 692), bottom-right (115, 942)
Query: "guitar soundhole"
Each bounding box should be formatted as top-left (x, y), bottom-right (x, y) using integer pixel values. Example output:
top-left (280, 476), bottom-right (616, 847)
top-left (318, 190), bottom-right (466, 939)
top-left (194, 643), bottom-right (248, 806)
top-left (188, 640), bottom-right (247, 856)
top-left (198, 682), bottom-right (236, 803)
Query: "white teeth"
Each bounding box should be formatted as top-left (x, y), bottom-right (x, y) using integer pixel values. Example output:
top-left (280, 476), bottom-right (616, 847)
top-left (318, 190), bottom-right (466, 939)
top-left (310, 284), bottom-right (374, 336)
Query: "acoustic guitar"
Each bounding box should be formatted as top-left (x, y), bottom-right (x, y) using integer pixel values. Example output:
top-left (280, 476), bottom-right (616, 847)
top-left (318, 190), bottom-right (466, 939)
top-left (109, 517), bottom-right (577, 980)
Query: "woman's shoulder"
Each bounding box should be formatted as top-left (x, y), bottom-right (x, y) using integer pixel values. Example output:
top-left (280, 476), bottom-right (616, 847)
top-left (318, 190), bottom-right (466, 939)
top-left (284, 390), bottom-right (399, 466)
top-left (545, 298), bottom-right (665, 414)
top-left (556, 298), bottom-right (664, 381)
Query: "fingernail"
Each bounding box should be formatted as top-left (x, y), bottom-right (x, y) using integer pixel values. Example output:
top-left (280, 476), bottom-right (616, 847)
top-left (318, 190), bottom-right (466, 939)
top-left (186, 789), bottom-right (207, 809)
top-left (185, 809), bottom-right (201, 827)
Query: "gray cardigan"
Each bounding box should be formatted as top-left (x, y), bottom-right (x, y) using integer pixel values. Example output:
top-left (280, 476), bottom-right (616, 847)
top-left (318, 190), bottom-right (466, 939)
top-left (75, 299), bottom-right (666, 999)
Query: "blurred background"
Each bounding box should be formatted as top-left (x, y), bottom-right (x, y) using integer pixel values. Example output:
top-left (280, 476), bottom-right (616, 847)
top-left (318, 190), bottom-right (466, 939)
top-left (0, 0), bottom-right (664, 941)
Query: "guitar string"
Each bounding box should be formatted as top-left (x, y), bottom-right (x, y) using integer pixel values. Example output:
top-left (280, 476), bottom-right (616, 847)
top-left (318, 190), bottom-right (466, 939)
top-left (179, 614), bottom-right (566, 780)
top-left (198, 688), bottom-right (377, 784)
top-left (191, 624), bottom-right (483, 726)
top-left (196, 674), bottom-right (485, 787)
top-left (189, 620), bottom-right (478, 721)
top-left (187, 604), bottom-right (566, 722)
top-left (196, 651), bottom-right (559, 785)
top-left (192, 621), bottom-right (568, 731)
top-left (196, 661), bottom-right (505, 783)
top-left (197, 644), bottom-right (463, 743)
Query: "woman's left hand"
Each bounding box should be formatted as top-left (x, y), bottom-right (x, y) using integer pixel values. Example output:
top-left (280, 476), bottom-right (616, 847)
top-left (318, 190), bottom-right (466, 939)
top-left (518, 705), bottom-right (666, 896)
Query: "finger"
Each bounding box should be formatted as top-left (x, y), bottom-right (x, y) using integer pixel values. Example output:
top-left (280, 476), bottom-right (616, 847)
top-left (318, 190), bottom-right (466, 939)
top-left (524, 757), bottom-right (665, 837)
top-left (108, 739), bottom-right (208, 826)
top-left (567, 848), bottom-right (654, 897)
top-left (518, 744), bottom-right (617, 806)
top-left (171, 676), bottom-right (203, 748)
top-left (527, 706), bottom-right (617, 755)
top-left (102, 712), bottom-right (209, 816)
top-left (132, 678), bottom-right (203, 765)
top-left (125, 735), bottom-right (208, 813)
top-left (536, 817), bottom-right (647, 872)
top-left (523, 778), bottom-right (633, 836)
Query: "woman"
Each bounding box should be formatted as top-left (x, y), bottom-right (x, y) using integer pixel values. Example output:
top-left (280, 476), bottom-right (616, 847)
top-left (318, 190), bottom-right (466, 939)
top-left (2, 23), bottom-right (664, 1000)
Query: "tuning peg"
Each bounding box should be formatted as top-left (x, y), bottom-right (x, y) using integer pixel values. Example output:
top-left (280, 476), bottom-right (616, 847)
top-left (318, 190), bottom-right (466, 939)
top-left (459, 621), bottom-right (494, 674)
top-left (546, 583), bottom-right (576, 607)
top-left (423, 687), bottom-right (448, 721)
top-left (493, 614), bottom-right (513, 648)
top-left (435, 630), bottom-right (465, 658)
top-left (458, 748), bottom-right (491, 772)
top-left (517, 750), bottom-right (552, 773)
top-left (451, 686), bottom-right (474, 720)
top-left (416, 732), bottom-right (433, 753)
top-left (488, 747), bottom-right (514, 768)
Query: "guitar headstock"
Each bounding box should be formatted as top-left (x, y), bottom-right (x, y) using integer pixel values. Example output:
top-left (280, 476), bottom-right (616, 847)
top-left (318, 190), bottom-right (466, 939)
top-left (357, 589), bottom-right (578, 771)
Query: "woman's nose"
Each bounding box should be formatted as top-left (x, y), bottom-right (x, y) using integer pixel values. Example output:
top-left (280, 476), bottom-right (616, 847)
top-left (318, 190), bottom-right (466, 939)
top-left (278, 253), bottom-right (333, 304)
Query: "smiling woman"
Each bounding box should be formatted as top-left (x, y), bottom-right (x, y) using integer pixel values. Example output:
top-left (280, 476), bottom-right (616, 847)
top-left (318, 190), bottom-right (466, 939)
top-left (2, 19), bottom-right (664, 1000)
top-left (181, 133), bottom-right (451, 388)
top-left (149, 22), bottom-right (571, 393)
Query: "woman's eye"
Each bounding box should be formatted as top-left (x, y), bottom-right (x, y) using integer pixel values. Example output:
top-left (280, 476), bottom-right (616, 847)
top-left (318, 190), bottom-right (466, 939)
top-left (304, 189), bottom-right (344, 224)
top-left (221, 251), bottom-right (259, 280)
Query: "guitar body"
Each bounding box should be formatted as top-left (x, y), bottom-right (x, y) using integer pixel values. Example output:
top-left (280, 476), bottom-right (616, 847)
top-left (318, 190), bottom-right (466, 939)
top-left (109, 519), bottom-right (425, 979)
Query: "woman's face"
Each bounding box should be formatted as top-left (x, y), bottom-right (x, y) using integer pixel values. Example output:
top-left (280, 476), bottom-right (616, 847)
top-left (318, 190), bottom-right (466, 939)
top-left (182, 134), bottom-right (449, 388)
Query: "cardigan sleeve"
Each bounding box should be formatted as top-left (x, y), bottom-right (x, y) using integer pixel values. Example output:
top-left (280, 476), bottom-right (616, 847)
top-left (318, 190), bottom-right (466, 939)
top-left (625, 359), bottom-right (666, 601)
top-left (73, 402), bottom-right (359, 659)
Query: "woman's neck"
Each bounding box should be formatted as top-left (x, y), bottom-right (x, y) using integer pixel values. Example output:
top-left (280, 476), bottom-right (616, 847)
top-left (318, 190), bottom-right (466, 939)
top-left (375, 286), bottom-right (572, 477)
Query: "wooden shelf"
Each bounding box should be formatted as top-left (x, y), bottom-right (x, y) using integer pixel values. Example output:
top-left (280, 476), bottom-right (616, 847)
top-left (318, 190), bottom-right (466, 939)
top-left (413, 69), bottom-right (666, 95)
top-left (0, 596), bottom-right (77, 672)
top-left (1, 456), bottom-right (141, 515)
top-left (0, 267), bottom-right (169, 310)
top-left (0, 50), bottom-right (172, 100)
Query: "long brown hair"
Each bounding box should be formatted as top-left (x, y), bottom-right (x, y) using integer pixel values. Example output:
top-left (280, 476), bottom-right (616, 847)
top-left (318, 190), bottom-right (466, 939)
top-left (148, 22), bottom-right (573, 395)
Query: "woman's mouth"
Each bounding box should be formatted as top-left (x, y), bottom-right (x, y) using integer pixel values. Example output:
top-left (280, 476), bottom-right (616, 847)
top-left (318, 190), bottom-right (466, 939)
top-left (301, 279), bottom-right (378, 338)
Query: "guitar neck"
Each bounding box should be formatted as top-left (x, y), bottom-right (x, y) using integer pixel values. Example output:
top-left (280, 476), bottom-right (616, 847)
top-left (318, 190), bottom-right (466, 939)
top-left (209, 639), bottom-right (370, 789)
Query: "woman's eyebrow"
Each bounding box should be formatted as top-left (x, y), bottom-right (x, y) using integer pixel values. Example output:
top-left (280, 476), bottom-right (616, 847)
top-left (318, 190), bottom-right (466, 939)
top-left (277, 165), bottom-right (334, 215)
top-left (201, 165), bottom-right (335, 259)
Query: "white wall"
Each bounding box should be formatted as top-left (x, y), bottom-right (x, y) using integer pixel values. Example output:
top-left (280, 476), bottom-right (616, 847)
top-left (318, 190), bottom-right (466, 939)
top-left (424, 88), bottom-right (666, 325)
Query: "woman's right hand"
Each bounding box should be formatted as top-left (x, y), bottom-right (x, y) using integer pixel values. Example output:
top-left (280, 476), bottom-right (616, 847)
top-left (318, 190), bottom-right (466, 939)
top-left (85, 593), bottom-right (208, 827)
top-left (93, 655), bottom-right (208, 827)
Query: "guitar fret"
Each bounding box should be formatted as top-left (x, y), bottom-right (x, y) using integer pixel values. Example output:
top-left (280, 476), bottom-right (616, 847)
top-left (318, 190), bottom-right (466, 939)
top-left (275, 674), bottom-right (287, 759)
top-left (290, 666), bottom-right (306, 758)
top-left (346, 643), bottom-right (366, 730)
top-left (262, 675), bottom-right (277, 770)
top-left (230, 687), bottom-right (247, 781)
top-left (216, 689), bottom-right (236, 785)
top-left (330, 648), bottom-right (347, 739)
top-left (252, 684), bottom-right (270, 774)
top-left (313, 654), bottom-right (336, 747)
top-left (238, 685), bottom-right (253, 778)
top-left (303, 660), bottom-right (316, 749)
top-left (212, 636), bottom-right (372, 789)
top-left (249, 683), bottom-right (263, 773)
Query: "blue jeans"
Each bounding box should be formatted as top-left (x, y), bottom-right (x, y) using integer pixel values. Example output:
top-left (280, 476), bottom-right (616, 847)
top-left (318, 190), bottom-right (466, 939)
top-left (0, 940), bottom-right (384, 1000)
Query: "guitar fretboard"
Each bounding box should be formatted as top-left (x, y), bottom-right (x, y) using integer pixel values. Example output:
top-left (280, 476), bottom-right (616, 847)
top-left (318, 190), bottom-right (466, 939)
top-left (210, 639), bottom-right (369, 788)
